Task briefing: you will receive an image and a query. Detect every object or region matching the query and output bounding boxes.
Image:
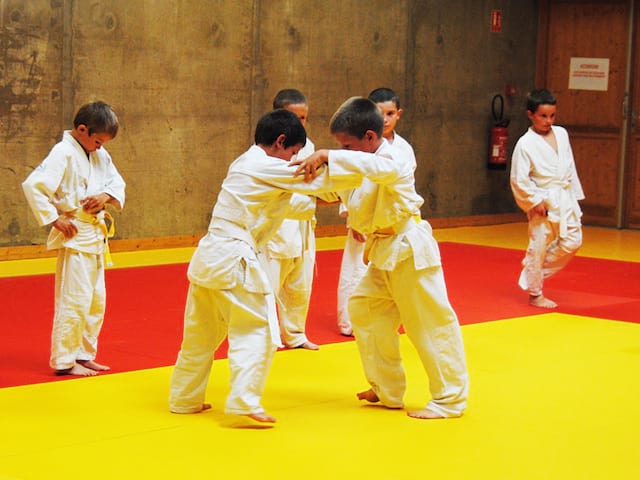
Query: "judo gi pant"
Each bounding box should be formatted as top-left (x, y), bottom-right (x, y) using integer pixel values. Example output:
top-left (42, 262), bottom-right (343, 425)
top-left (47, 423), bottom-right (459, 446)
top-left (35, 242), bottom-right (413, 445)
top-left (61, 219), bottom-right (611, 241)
top-left (169, 283), bottom-right (277, 415)
top-left (51, 249), bottom-right (106, 370)
top-left (349, 257), bottom-right (469, 417)
top-left (336, 231), bottom-right (368, 334)
top-left (519, 214), bottom-right (582, 296)
top-left (265, 251), bottom-right (314, 348)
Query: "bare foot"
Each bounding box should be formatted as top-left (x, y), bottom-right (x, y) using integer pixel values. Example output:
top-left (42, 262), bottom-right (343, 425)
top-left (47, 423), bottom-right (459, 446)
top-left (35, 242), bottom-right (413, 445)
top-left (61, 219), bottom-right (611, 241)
top-left (529, 294), bottom-right (558, 309)
top-left (248, 412), bottom-right (276, 423)
top-left (339, 327), bottom-right (353, 337)
top-left (297, 341), bottom-right (319, 351)
top-left (407, 409), bottom-right (445, 419)
top-left (357, 389), bottom-right (380, 403)
top-left (170, 403), bottom-right (212, 414)
top-left (56, 363), bottom-right (98, 376)
top-left (78, 359), bottom-right (110, 371)
top-left (225, 412), bottom-right (276, 429)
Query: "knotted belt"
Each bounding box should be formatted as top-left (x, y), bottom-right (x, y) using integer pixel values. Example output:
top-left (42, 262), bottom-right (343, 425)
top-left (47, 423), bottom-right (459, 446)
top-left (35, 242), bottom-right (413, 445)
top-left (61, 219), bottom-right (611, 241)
top-left (363, 214), bottom-right (421, 264)
top-left (71, 209), bottom-right (116, 267)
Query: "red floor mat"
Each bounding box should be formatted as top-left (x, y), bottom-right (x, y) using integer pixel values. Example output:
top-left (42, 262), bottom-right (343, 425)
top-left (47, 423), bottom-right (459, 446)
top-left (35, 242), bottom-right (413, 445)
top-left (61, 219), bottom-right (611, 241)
top-left (1, 243), bottom-right (638, 388)
top-left (440, 243), bottom-right (640, 324)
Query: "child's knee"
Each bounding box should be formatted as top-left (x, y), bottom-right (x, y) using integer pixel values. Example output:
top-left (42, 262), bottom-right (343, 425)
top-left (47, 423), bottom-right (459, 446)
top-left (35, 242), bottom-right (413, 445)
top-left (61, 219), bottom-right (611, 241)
top-left (561, 230), bottom-right (582, 253)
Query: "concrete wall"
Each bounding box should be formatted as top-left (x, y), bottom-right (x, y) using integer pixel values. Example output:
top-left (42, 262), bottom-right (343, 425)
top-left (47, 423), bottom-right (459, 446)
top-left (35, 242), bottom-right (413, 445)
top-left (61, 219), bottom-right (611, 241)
top-left (0, 0), bottom-right (537, 247)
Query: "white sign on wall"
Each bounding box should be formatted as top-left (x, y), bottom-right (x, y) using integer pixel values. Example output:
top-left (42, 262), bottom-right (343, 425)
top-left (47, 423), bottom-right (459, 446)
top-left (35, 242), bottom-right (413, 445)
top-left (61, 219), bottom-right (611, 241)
top-left (568, 57), bottom-right (610, 91)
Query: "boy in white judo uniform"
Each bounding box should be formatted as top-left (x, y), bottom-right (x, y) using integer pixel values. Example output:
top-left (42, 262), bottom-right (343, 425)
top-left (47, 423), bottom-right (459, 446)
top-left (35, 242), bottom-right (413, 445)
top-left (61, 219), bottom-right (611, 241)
top-left (297, 97), bottom-right (468, 419)
top-left (336, 87), bottom-right (416, 336)
top-left (264, 89), bottom-right (319, 350)
top-left (510, 88), bottom-right (585, 309)
top-left (22, 101), bottom-right (125, 376)
top-left (169, 109), bottom-right (409, 427)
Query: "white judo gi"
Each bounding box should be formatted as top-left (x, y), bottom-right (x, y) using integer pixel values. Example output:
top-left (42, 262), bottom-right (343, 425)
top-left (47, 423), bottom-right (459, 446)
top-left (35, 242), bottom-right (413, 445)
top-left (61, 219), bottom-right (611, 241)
top-left (336, 132), bottom-right (416, 335)
top-left (338, 139), bottom-right (468, 418)
top-left (22, 130), bottom-right (125, 370)
top-left (264, 139), bottom-right (318, 348)
top-left (510, 125), bottom-right (585, 296)
top-left (169, 144), bottom-right (402, 416)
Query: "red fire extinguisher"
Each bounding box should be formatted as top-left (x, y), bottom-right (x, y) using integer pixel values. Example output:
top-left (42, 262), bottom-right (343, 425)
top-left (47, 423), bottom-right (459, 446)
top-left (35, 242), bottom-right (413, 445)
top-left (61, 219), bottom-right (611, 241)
top-left (488, 94), bottom-right (510, 170)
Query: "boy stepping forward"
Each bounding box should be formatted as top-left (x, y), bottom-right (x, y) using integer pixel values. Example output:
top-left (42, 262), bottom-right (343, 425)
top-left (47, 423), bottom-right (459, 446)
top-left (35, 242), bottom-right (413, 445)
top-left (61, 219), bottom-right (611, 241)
top-left (296, 97), bottom-right (469, 419)
top-left (510, 89), bottom-right (585, 309)
top-left (336, 87), bottom-right (416, 337)
top-left (22, 101), bottom-right (125, 376)
top-left (169, 108), bottom-right (413, 426)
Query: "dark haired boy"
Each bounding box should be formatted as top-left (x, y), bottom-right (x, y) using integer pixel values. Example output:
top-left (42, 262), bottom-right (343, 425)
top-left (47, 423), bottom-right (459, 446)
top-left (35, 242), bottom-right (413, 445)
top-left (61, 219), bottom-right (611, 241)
top-left (22, 101), bottom-right (125, 377)
top-left (169, 109), bottom-right (306, 427)
top-left (170, 108), bottom-right (399, 427)
top-left (510, 88), bottom-right (585, 308)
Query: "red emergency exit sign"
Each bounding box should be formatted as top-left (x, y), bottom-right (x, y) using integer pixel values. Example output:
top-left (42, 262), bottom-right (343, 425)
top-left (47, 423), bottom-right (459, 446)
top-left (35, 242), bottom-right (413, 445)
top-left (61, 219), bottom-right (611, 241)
top-left (491, 10), bottom-right (502, 33)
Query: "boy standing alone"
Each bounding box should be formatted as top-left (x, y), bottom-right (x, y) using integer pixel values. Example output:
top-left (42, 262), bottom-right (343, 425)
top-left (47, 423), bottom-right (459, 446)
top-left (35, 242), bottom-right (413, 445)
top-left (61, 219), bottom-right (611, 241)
top-left (22, 101), bottom-right (125, 376)
top-left (510, 88), bottom-right (585, 308)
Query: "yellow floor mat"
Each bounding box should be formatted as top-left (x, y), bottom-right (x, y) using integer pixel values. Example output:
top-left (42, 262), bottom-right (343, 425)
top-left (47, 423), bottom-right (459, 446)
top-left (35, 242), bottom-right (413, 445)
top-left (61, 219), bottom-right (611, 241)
top-left (1, 313), bottom-right (638, 480)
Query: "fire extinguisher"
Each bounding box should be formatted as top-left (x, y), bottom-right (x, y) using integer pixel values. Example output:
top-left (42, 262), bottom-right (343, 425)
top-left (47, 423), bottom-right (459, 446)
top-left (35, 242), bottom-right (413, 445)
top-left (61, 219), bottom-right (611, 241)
top-left (488, 94), bottom-right (510, 170)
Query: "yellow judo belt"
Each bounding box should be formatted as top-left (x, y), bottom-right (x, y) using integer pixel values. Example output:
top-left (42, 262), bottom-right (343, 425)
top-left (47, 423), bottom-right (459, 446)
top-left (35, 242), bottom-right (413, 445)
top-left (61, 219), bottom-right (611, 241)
top-left (372, 214), bottom-right (421, 236)
top-left (72, 210), bottom-right (116, 267)
top-left (363, 214), bottom-right (421, 264)
top-left (100, 212), bottom-right (115, 267)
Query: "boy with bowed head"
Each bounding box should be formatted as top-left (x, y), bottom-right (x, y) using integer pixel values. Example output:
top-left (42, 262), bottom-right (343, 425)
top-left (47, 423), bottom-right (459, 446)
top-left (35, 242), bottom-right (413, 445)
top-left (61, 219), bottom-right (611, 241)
top-left (170, 107), bottom-right (412, 426)
top-left (295, 97), bottom-right (469, 419)
top-left (22, 101), bottom-right (125, 377)
top-left (336, 87), bottom-right (416, 336)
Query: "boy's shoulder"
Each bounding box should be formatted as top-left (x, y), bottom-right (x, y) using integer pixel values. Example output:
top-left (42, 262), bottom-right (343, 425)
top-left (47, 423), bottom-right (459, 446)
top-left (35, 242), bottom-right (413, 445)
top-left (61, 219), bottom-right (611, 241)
top-left (552, 125), bottom-right (569, 137)
top-left (392, 132), bottom-right (414, 152)
top-left (304, 137), bottom-right (316, 151)
top-left (390, 133), bottom-right (416, 167)
top-left (46, 133), bottom-right (77, 157)
top-left (297, 137), bottom-right (315, 160)
top-left (305, 136), bottom-right (315, 150)
top-left (380, 138), bottom-right (416, 170)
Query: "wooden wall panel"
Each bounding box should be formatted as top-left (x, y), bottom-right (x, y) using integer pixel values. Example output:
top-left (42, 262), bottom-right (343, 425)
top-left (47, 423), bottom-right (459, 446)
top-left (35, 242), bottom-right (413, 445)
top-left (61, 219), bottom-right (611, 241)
top-left (625, 138), bottom-right (640, 227)
top-left (571, 134), bottom-right (619, 225)
top-left (537, 0), bottom-right (631, 227)
top-left (543, 1), bottom-right (628, 130)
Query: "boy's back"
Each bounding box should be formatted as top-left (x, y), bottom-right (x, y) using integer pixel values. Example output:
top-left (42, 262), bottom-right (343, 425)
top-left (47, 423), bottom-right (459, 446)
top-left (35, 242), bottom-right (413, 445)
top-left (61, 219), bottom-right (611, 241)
top-left (207, 145), bottom-right (313, 249)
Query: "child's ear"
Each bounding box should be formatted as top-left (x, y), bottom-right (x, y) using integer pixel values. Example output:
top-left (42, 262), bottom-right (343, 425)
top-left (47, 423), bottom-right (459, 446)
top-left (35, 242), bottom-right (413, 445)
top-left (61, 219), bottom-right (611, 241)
top-left (275, 133), bottom-right (287, 149)
top-left (397, 108), bottom-right (404, 119)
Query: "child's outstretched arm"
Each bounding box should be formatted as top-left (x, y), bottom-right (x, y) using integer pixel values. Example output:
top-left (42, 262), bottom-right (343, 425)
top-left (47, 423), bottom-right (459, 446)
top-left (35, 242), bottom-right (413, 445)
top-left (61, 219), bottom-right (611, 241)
top-left (291, 149), bottom-right (329, 182)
